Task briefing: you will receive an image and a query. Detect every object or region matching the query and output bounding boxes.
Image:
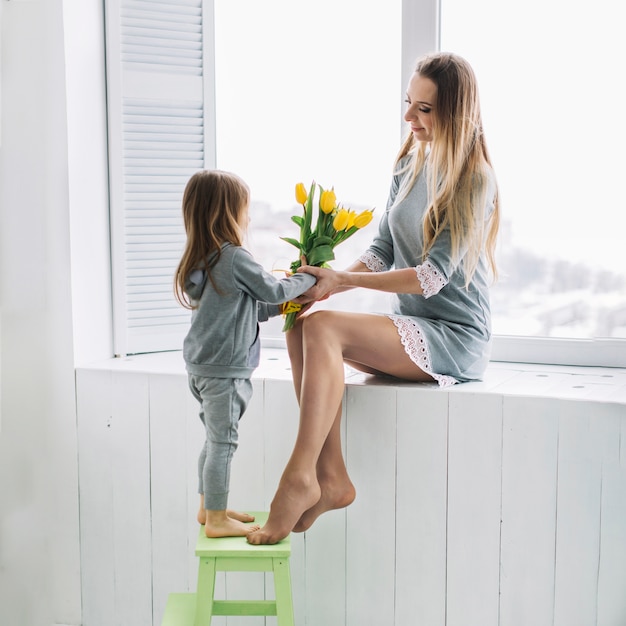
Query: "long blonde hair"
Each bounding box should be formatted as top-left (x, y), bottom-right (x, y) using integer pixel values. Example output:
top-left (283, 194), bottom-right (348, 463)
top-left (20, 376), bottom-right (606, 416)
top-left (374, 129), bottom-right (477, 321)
top-left (174, 169), bottom-right (249, 309)
top-left (395, 52), bottom-right (500, 285)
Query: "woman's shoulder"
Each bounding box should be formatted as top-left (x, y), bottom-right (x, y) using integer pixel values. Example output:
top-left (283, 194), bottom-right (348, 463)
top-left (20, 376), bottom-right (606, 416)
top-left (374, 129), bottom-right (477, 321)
top-left (393, 154), bottom-right (414, 179)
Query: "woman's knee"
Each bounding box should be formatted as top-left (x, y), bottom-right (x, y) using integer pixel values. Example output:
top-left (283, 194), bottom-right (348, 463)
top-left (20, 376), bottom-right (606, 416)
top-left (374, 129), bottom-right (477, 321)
top-left (301, 309), bottom-right (336, 335)
top-left (301, 310), bottom-right (349, 348)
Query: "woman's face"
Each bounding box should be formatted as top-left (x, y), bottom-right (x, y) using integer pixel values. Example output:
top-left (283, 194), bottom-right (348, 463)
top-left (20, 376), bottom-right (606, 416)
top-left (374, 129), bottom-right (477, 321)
top-left (404, 72), bottom-right (437, 143)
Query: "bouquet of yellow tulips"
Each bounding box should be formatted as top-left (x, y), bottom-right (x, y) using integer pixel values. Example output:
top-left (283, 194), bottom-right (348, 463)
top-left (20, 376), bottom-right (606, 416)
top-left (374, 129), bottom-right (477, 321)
top-left (280, 181), bottom-right (374, 331)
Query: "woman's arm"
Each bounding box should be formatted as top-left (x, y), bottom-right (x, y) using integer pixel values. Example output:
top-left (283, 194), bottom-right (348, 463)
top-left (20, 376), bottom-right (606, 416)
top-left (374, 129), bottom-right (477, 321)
top-left (294, 258), bottom-right (372, 304)
top-left (326, 259), bottom-right (371, 295)
top-left (297, 265), bottom-right (423, 301)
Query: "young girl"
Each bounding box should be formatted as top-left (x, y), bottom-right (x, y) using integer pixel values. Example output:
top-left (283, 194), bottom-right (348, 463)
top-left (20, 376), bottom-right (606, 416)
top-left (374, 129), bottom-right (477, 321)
top-left (248, 52), bottom-right (500, 545)
top-left (174, 169), bottom-right (316, 538)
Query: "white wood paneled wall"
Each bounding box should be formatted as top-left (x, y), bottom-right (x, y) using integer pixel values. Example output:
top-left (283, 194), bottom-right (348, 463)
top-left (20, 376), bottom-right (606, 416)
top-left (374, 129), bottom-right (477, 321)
top-left (76, 356), bottom-right (626, 626)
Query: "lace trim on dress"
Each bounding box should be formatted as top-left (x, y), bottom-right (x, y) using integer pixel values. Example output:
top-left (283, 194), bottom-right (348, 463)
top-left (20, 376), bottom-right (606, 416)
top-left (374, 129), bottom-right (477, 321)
top-left (359, 251), bottom-right (387, 273)
top-left (388, 315), bottom-right (458, 388)
top-left (415, 260), bottom-right (448, 298)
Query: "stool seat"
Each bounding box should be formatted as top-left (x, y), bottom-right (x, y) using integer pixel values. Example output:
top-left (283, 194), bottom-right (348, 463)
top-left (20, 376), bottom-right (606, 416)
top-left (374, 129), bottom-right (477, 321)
top-left (162, 512), bottom-right (294, 626)
top-left (195, 512), bottom-right (291, 559)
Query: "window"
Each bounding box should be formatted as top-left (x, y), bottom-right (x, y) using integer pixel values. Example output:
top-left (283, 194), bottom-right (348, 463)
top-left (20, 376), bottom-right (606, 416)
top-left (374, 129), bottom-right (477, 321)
top-left (105, 0), bottom-right (625, 366)
top-left (440, 0), bottom-right (626, 366)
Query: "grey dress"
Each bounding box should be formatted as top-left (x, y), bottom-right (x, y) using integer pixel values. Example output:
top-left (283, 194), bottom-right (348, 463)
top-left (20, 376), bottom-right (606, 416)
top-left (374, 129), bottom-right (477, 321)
top-left (360, 163), bottom-right (497, 386)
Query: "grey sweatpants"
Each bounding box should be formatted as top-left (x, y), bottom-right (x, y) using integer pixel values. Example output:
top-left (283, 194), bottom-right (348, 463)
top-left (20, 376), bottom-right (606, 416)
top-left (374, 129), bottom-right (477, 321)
top-left (188, 374), bottom-right (253, 510)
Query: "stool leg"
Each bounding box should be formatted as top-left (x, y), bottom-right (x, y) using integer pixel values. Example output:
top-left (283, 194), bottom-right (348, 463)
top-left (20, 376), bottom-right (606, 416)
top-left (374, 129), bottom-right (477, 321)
top-left (195, 557), bottom-right (216, 626)
top-left (273, 558), bottom-right (295, 626)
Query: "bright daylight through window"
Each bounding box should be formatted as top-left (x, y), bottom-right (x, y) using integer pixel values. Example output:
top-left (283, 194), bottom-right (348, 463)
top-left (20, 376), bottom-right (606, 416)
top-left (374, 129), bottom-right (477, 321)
top-left (213, 0), bottom-right (401, 337)
top-left (441, 0), bottom-right (626, 347)
top-left (208, 0), bottom-right (626, 365)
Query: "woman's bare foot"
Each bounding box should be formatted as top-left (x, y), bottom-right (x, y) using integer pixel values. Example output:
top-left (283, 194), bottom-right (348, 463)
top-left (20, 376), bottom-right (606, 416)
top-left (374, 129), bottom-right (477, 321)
top-left (203, 509), bottom-right (260, 538)
top-left (292, 476), bottom-right (356, 533)
top-left (247, 473), bottom-right (321, 545)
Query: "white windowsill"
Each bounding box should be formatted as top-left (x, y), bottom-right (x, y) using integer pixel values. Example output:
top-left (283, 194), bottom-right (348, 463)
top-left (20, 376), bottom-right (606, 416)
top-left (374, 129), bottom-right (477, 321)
top-left (77, 349), bottom-right (626, 405)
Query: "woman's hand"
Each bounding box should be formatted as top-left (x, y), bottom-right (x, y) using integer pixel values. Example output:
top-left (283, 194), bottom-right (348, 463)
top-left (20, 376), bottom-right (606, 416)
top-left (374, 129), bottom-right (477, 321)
top-left (294, 265), bottom-right (344, 303)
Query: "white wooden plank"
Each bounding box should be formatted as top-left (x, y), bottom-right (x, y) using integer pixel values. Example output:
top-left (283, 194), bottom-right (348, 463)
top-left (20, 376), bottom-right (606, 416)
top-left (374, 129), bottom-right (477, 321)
top-left (553, 402), bottom-right (603, 626)
top-left (224, 379), bottom-right (265, 626)
top-left (263, 379), bottom-right (301, 504)
top-left (621, 408), bottom-right (626, 467)
top-left (303, 398), bottom-right (348, 626)
top-left (263, 378), bottom-right (305, 626)
top-left (184, 376), bottom-right (227, 626)
top-left (597, 461), bottom-right (626, 625)
top-left (395, 387), bottom-right (448, 626)
top-left (76, 369), bottom-right (116, 626)
top-left (447, 392), bottom-right (503, 626)
top-left (111, 371), bottom-right (153, 626)
top-left (228, 378), bottom-right (266, 512)
top-left (345, 385), bottom-right (397, 626)
top-left (263, 376), bottom-right (348, 626)
top-left (185, 381), bottom-right (204, 590)
top-left (149, 373), bottom-right (190, 626)
top-left (589, 402), bottom-right (622, 464)
top-left (500, 396), bottom-right (559, 626)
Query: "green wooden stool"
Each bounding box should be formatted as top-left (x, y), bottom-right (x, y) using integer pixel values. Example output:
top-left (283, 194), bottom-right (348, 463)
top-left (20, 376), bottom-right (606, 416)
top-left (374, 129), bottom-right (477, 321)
top-left (162, 512), bottom-right (294, 626)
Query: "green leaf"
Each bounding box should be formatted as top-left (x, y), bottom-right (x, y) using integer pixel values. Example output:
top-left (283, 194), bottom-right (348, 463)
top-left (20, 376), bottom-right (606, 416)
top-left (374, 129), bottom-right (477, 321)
top-left (334, 225), bottom-right (358, 245)
top-left (312, 235), bottom-right (334, 247)
top-left (282, 311), bottom-right (297, 332)
top-left (291, 215), bottom-right (304, 227)
top-left (280, 236), bottom-right (303, 250)
top-left (308, 244), bottom-right (335, 266)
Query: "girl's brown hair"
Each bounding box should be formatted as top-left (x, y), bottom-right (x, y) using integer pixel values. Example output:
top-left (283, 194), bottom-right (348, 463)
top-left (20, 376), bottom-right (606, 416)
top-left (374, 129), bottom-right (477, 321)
top-left (174, 169), bottom-right (249, 309)
top-left (395, 52), bottom-right (500, 285)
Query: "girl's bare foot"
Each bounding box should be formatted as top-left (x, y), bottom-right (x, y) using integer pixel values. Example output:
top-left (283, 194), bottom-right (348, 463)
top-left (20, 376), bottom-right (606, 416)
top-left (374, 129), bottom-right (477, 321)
top-left (198, 505), bottom-right (255, 525)
top-left (292, 476), bottom-right (356, 533)
top-left (203, 509), bottom-right (260, 538)
top-left (226, 509), bottom-right (256, 523)
top-left (247, 473), bottom-right (321, 545)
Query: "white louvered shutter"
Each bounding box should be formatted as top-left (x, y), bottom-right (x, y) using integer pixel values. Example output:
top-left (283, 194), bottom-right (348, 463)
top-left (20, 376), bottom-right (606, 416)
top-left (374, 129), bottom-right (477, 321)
top-left (105, 0), bottom-right (215, 355)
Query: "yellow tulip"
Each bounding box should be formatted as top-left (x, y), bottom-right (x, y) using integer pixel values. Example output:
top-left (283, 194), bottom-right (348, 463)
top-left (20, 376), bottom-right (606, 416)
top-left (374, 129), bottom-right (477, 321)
top-left (295, 182), bottom-right (308, 205)
top-left (319, 189), bottom-right (336, 214)
top-left (354, 210), bottom-right (374, 229)
top-left (283, 301), bottom-right (302, 314)
top-left (346, 210), bottom-right (356, 230)
top-left (333, 208), bottom-right (350, 231)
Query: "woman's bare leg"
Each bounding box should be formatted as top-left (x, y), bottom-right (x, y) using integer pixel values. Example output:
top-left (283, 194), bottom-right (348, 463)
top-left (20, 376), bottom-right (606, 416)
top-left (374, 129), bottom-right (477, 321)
top-left (248, 311), bottom-right (433, 544)
top-left (292, 406), bottom-right (356, 532)
top-left (285, 317), bottom-right (355, 533)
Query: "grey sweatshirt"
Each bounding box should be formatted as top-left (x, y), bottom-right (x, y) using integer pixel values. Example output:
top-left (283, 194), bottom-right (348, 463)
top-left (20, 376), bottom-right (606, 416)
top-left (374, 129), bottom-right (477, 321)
top-left (183, 243), bottom-right (315, 378)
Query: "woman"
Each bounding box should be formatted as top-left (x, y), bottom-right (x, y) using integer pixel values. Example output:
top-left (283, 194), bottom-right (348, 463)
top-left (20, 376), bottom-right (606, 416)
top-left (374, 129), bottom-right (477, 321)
top-left (247, 52), bottom-right (500, 545)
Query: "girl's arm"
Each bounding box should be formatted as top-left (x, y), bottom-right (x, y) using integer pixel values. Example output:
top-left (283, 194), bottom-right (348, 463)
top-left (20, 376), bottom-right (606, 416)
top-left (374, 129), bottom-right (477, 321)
top-left (232, 247), bottom-right (316, 304)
